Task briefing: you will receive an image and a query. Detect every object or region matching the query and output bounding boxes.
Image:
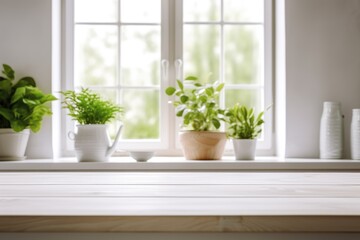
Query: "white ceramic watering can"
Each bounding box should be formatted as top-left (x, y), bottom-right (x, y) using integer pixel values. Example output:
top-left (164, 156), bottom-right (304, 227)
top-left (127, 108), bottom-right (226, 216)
top-left (68, 124), bottom-right (123, 162)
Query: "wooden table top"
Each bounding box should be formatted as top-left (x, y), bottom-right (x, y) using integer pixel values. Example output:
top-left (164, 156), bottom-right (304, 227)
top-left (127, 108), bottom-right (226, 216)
top-left (1, 171), bottom-right (360, 232)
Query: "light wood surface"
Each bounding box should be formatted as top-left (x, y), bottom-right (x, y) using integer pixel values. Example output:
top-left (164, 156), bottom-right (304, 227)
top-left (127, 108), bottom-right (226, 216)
top-left (2, 172), bottom-right (360, 184)
top-left (1, 171), bottom-right (360, 232)
top-left (1, 157), bottom-right (360, 171)
top-left (1, 216), bottom-right (360, 232)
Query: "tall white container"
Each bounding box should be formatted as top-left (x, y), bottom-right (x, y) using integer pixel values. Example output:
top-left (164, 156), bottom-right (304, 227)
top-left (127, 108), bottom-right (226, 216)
top-left (320, 102), bottom-right (343, 159)
top-left (351, 109), bottom-right (360, 160)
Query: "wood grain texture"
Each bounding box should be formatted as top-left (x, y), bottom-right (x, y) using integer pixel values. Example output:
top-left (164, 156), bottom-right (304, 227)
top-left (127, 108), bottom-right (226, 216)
top-left (1, 216), bottom-right (360, 233)
top-left (2, 184), bottom-right (360, 197)
top-left (2, 172), bottom-right (360, 185)
top-left (2, 157), bottom-right (360, 171)
top-left (1, 197), bottom-right (360, 216)
top-left (1, 171), bottom-right (360, 232)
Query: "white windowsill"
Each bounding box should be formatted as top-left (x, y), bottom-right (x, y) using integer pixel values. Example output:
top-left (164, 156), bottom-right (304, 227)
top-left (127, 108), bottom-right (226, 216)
top-left (0, 157), bottom-right (360, 171)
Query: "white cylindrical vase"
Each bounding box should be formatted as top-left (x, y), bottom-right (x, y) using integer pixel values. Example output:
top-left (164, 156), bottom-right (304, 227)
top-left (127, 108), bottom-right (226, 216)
top-left (351, 109), bottom-right (360, 160)
top-left (320, 102), bottom-right (343, 159)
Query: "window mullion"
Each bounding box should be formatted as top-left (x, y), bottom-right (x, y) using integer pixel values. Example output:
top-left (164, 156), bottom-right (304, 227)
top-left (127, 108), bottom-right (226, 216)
top-left (220, 0), bottom-right (225, 111)
top-left (160, 0), bottom-right (172, 150)
top-left (118, 0), bottom-right (122, 105)
top-left (171, 0), bottom-right (183, 151)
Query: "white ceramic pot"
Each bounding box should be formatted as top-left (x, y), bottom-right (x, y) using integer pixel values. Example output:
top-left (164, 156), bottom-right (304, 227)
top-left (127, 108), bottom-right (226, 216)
top-left (351, 109), bottom-right (360, 160)
top-left (68, 124), bottom-right (123, 162)
top-left (179, 131), bottom-right (227, 160)
top-left (320, 102), bottom-right (343, 159)
top-left (0, 129), bottom-right (30, 160)
top-left (232, 139), bottom-right (257, 160)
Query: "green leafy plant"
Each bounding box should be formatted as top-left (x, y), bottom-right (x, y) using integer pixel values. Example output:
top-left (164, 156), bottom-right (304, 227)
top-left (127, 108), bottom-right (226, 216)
top-left (165, 75), bottom-right (225, 131)
top-left (225, 104), bottom-right (268, 139)
top-left (0, 64), bottom-right (57, 132)
top-left (61, 88), bottom-right (123, 125)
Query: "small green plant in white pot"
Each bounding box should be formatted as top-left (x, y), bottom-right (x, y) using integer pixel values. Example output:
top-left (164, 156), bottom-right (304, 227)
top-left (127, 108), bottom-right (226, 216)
top-left (61, 88), bottom-right (124, 162)
top-left (165, 76), bottom-right (227, 160)
top-left (225, 104), bottom-right (266, 160)
top-left (0, 64), bottom-right (57, 160)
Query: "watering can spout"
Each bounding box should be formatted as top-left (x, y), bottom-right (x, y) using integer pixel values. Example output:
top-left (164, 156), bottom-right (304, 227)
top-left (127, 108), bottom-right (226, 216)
top-left (106, 124), bottom-right (123, 158)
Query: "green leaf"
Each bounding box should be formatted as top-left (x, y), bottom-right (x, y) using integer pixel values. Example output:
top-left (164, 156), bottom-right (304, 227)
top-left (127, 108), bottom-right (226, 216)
top-left (28, 105), bottom-right (52, 132)
top-left (256, 119), bottom-right (264, 127)
top-left (12, 102), bottom-right (30, 118)
top-left (11, 120), bottom-right (27, 132)
top-left (216, 83), bottom-right (225, 92)
top-left (212, 118), bottom-right (221, 129)
top-left (185, 76), bottom-right (197, 81)
top-left (23, 98), bottom-right (40, 106)
top-left (2, 64), bottom-right (14, 80)
top-left (256, 111), bottom-right (264, 123)
top-left (0, 79), bottom-right (12, 96)
top-left (0, 107), bottom-right (14, 121)
top-left (176, 109), bottom-right (185, 117)
top-left (25, 86), bottom-right (45, 99)
top-left (40, 94), bottom-right (57, 104)
top-left (177, 80), bottom-right (184, 91)
top-left (206, 102), bottom-right (215, 109)
top-left (199, 95), bottom-right (207, 103)
top-left (180, 95), bottom-right (189, 103)
top-left (11, 87), bottom-right (26, 104)
top-left (205, 87), bottom-right (214, 96)
top-left (165, 87), bottom-right (176, 96)
top-left (13, 77), bottom-right (36, 88)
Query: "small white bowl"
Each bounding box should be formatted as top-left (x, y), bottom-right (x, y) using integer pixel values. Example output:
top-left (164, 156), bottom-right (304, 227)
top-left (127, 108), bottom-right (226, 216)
top-left (129, 151), bottom-right (154, 162)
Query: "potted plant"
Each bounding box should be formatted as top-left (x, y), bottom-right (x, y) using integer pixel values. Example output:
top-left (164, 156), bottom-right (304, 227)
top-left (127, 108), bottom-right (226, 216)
top-left (165, 76), bottom-right (226, 160)
top-left (225, 104), bottom-right (267, 160)
top-left (61, 88), bottom-right (124, 162)
top-left (0, 64), bottom-right (57, 160)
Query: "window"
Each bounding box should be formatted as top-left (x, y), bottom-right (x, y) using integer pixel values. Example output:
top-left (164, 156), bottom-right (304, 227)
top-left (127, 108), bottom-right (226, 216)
top-left (63, 0), bottom-right (273, 155)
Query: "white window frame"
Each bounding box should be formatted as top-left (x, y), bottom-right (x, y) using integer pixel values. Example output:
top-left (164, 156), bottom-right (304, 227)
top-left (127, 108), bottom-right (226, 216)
top-left (61, 0), bottom-right (273, 157)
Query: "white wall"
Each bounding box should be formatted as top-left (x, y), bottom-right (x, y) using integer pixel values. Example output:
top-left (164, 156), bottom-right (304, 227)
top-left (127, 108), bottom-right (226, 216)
top-left (0, 0), bottom-right (53, 158)
top-left (285, 0), bottom-right (360, 158)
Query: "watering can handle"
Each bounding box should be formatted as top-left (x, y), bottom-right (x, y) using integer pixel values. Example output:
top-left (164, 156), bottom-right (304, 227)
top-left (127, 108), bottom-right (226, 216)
top-left (68, 131), bottom-right (76, 141)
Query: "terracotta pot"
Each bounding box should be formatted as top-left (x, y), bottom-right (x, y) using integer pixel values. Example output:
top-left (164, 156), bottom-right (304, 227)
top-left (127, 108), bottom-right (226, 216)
top-left (179, 131), bottom-right (227, 160)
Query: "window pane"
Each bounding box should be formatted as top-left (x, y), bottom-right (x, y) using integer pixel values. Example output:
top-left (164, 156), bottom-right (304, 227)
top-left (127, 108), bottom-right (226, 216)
top-left (183, 0), bottom-right (221, 22)
top-left (74, 26), bottom-right (118, 87)
top-left (121, 26), bottom-right (161, 86)
top-left (225, 89), bottom-right (263, 112)
top-left (224, 25), bottom-right (263, 85)
top-left (183, 25), bottom-right (220, 83)
top-left (224, 0), bottom-right (264, 22)
top-left (121, 0), bottom-right (161, 23)
top-left (75, 0), bottom-right (118, 23)
top-left (121, 89), bottom-right (160, 139)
